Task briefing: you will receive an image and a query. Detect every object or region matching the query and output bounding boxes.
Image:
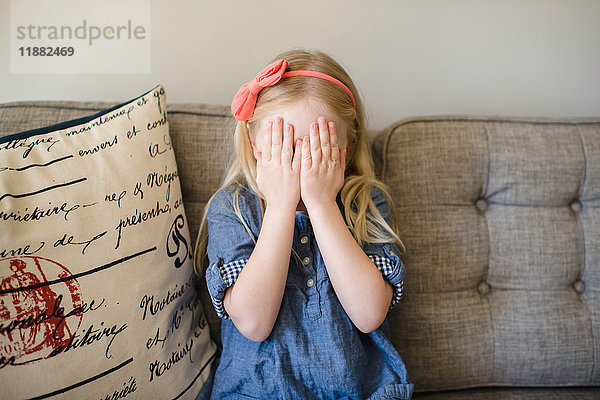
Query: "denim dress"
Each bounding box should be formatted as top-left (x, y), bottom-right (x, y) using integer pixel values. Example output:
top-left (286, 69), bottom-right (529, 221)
top-left (204, 184), bottom-right (413, 399)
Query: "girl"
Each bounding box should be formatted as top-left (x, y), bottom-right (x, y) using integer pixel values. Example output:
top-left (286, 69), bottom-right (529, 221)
top-left (195, 49), bottom-right (413, 399)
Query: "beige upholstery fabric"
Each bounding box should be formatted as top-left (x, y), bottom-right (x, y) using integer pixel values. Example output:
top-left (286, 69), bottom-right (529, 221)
top-left (373, 116), bottom-right (600, 391)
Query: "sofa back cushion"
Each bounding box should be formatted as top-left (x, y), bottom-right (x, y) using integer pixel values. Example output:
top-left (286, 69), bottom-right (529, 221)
top-left (372, 116), bottom-right (600, 391)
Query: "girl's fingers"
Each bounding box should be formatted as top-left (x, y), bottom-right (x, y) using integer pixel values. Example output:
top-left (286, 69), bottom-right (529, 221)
top-left (328, 121), bottom-right (339, 163)
top-left (282, 123), bottom-right (293, 164)
top-left (310, 121), bottom-right (322, 163)
top-left (271, 117), bottom-right (283, 161)
top-left (318, 117), bottom-right (331, 160)
top-left (262, 121), bottom-right (272, 162)
top-left (340, 148), bottom-right (347, 171)
top-left (292, 138), bottom-right (302, 171)
top-left (301, 135), bottom-right (312, 171)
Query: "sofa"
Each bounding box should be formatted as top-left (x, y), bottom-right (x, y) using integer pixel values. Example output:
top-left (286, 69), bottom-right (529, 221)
top-left (1, 97), bottom-right (599, 399)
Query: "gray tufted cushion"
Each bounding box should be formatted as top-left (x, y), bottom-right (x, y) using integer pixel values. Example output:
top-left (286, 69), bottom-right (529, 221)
top-left (372, 116), bottom-right (600, 392)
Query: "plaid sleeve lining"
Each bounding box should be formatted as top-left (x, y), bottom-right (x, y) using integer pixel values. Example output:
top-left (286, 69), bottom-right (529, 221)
top-left (368, 254), bottom-right (404, 309)
top-left (211, 259), bottom-right (248, 319)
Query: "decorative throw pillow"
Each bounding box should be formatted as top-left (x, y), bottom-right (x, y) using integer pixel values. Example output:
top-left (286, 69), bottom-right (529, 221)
top-left (0, 85), bottom-right (216, 399)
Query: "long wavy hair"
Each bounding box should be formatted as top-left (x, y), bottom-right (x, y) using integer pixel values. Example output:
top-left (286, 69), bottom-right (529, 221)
top-left (194, 49), bottom-right (405, 274)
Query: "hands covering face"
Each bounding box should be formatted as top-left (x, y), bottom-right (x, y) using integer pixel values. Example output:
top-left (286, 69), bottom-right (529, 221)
top-left (253, 116), bottom-right (347, 212)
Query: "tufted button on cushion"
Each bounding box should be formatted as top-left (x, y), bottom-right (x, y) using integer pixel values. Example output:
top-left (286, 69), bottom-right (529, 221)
top-left (573, 280), bottom-right (585, 294)
top-left (570, 199), bottom-right (582, 213)
top-left (477, 281), bottom-right (490, 295)
top-left (476, 198), bottom-right (488, 212)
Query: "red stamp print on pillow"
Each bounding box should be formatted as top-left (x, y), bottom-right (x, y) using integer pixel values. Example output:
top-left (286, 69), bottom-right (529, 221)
top-left (0, 256), bottom-right (83, 366)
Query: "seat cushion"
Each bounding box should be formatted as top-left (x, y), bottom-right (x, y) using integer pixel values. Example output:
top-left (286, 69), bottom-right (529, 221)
top-left (413, 386), bottom-right (600, 399)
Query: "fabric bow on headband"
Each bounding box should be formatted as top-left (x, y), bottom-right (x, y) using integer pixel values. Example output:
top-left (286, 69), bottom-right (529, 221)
top-left (231, 59), bottom-right (357, 121)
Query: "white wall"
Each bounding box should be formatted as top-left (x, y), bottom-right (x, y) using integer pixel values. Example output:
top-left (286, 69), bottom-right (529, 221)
top-left (1, 0), bottom-right (599, 132)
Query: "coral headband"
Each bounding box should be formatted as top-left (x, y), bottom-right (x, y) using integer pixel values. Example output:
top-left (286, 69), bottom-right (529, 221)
top-left (231, 59), bottom-right (357, 121)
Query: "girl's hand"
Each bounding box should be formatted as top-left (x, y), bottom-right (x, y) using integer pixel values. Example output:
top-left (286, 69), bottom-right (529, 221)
top-left (300, 117), bottom-right (347, 211)
top-left (255, 117), bottom-right (302, 212)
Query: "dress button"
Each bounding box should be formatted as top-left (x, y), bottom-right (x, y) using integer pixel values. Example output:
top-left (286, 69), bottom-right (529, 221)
top-left (573, 280), bottom-right (585, 294)
top-left (476, 198), bottom-right (488, 212)
top-left (302, 257), bottom-right (310, 265)
top-left (307, 278), bottom-right (314, 288)
top-left (300, 236), bottom-right (309, 244)
top-left (570, 200), bottom-right (582, 213)
top-left (477, 281), bottom-right (490, 295)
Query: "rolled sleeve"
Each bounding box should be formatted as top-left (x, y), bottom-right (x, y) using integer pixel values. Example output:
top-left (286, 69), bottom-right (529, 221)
top-left (205, 187), bottom-right (257, 319)
top-left (366, 246), bottom-right (405, 309)
top-left (363, 186), bottom-right (406, 310)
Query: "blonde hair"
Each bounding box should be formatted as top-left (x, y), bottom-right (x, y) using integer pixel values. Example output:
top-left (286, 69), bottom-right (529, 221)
top-left (194, 49), bottom-right (405, 275)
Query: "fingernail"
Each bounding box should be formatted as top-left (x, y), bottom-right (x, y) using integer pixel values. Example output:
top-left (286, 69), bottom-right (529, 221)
top-left (318, 117), bottom-right (325, 124)
top-left (328, 122), bottom-right (334, 129)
